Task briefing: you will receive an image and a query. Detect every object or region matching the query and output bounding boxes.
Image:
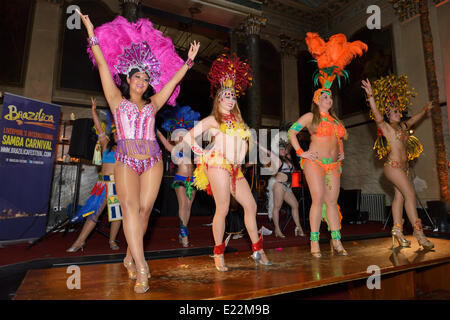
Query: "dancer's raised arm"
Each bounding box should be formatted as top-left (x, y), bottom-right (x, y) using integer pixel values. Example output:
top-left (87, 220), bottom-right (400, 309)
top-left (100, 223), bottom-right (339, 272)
top-left (152, 41), bottom-right (200, 111)
top-left (405, 101), bottom-right (433, 128)
top-left (91, 97), bottom-right (109, 150)
top-left (156, 130), bottom-right (174, 153)
top-left (362, 79), bottom-right (385, 129)
top-left (77, 9), bottom-right (122, 112)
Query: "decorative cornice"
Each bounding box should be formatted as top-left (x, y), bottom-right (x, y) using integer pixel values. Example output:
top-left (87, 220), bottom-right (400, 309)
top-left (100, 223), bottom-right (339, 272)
top-left (279, 34), bottom-right (301, 56)
top-left (388, 0), bottom-right (419, 22)
top-left (244, 14), bottom-right (267, 35)
top-left (120, 0), bottom-right (141, 4)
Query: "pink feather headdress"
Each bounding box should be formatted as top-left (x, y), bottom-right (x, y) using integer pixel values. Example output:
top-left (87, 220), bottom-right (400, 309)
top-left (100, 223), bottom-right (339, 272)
top-left (87, 16), bottom-right (184, 106)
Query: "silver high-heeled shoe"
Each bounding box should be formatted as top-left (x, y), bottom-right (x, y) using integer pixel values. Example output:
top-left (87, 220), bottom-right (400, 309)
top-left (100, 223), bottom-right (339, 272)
top-left (295, 226), bottom-right (305, 237)
top-left (251, 251), bottom-right (273, 266)
top-left (66, 242), bottom-right (85, 253)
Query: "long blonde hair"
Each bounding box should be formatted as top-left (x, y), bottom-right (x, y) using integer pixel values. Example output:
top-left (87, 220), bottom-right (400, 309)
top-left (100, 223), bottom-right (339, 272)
top-left (211, 90), bottom-right (244, 124)
top-left (311, 101), bottom-right (348, 140)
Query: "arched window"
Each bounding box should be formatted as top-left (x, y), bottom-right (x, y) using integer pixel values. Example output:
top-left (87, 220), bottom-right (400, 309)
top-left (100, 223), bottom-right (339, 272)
top-left (339, 26), bottom-right (394, 117)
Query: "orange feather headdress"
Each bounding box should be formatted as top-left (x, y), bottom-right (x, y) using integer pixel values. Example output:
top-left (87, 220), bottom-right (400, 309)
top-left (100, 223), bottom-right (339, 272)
top-left (305, 32), bottom-right (368, 104)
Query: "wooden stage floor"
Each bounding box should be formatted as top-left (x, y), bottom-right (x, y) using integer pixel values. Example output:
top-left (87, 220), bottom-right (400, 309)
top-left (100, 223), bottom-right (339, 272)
top-left (14, 236), bottom-right (450, 300)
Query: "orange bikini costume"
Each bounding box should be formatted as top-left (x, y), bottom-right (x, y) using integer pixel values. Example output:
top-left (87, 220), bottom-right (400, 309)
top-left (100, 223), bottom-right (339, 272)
top-left (289, 112), bottom-right (345, 230)
top-left (292, 112), bottom-right (346, 189)
top-left (193, 112), bottom-right (249, 196)
top-left (294, 32), bottom-right (367, 245)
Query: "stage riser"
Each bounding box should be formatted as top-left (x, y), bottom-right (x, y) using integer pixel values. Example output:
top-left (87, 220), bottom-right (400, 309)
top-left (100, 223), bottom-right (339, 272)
top-left (263, 262), bottom-right (450, 300)
top-left (347, 263), bottom-right (450, 299)
top-left (13, 238), bottom-right (450, 300)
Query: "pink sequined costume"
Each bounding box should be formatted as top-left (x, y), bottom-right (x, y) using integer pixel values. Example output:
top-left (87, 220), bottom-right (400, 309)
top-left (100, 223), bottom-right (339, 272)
top-left (86, 16), bottom-right (185, 175)
top-left (114, 98), bottom-right (162, 175)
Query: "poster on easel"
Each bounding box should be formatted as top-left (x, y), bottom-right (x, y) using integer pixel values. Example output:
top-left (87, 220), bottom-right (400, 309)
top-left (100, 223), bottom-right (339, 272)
top-left (0, 93), bottom-right (61, 241)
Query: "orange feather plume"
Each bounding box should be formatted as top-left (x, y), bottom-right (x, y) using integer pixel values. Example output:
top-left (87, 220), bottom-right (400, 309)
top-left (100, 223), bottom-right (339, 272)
top-left (305, 32), bottom-right (368, 71)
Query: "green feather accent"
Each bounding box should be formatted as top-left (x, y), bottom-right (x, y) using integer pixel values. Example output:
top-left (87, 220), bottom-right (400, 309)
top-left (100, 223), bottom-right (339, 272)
top-left (184, 178), bottom-right (194, 200)
top-left (322, 203), bottom-right (331, 231)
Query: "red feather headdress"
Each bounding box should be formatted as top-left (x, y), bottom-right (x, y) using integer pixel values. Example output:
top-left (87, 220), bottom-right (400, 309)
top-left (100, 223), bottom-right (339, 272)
top-left (207, 53), bottom-right (253, 98)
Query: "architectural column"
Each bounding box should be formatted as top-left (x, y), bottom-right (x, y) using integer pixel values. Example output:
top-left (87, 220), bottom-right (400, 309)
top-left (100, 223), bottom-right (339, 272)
top-left (23, 0), bottom-right (62, 102)
top-left (280, 35), bottom-right (300, 124)
top-left (229, 29), bottom-right (238, 55)
top-left (244, 14), bottom-right (266, 130)
top-left (121, 0), bottom-right (141, 23)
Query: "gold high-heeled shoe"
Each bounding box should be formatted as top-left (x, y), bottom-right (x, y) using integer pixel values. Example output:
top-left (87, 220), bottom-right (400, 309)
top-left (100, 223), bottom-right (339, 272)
top-left (330, 239), bottom-right (348, 256)
top-left (413, 219), bottom-right (434, 250)
top-left (66, 242), bottom-right (85, 253)
top-left (275, 231), bottom-right (285, 238)
top-left (178, 234), bottom-right (189, 248)
top-left (123, 259), bottom-right (150, 280)
top-left (329, 230), bottom-right (348, 256)
top-left (295, 226), bottom-right (305, 237)
top-left (123, 259), bottom-right (137, 280)
top-left (134, 267), bottom-right (150, 294)
top-left (310, 232), bottom-right (321, 258)
top-left (391, 219), bottom-right (411, 248)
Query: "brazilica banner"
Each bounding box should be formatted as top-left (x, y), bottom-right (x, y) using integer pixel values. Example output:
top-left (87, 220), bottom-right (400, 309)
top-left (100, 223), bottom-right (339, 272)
top-left (0, 93), bottom-right (61, 241)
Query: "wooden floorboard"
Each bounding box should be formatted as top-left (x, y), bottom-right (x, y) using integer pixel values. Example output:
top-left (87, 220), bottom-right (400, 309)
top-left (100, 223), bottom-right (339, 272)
top-left (13, 237), bottom-right (450, 300)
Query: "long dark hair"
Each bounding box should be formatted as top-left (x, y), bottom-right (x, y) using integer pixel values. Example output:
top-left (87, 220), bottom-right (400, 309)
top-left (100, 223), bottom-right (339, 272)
top-left (106, 131), bottom-right (116, 152)
top-left (119, 69), bottom-right (155, 103)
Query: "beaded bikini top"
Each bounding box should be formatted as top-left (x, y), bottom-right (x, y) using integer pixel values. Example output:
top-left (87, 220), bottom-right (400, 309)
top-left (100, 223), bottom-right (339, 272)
top-left (314, 112), bottom-right (346, 139)
top-left (219, 112), bottom-right (251, 140)
top-left (394, 124), bottom-right (409, 143)
top-left (373, 122), bottom-right (423, 161)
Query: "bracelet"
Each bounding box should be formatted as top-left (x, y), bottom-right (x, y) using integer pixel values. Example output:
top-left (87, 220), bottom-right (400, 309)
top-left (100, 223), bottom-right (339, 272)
top-left (87, 35), bottom-right (99, 47)
top-left (295, 148), bottom-right (304, 157)
top-left (185, 58), bottom-right (194, 69)
top-left (423, 106), bottom-right (430, 112)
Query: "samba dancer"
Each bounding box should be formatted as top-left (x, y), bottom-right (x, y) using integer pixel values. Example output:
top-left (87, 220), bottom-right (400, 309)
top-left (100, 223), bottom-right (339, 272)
top-left (78, 10), bottom-right (199, 293)
top-left (67, 97), bottom-right (122, 252)
top-left (184, 53), bottom-right (272, 271)
top-left (362, 76), bottom-right (434, 250)
top-left (289, 32), bottom-right (367, 257)
top-left (157, 105), bottom-right (200, 247)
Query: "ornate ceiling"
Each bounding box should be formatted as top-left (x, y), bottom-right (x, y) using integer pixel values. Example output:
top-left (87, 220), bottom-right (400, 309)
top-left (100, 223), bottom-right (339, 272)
top-left (137, 0), bottom-right (358, 72)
